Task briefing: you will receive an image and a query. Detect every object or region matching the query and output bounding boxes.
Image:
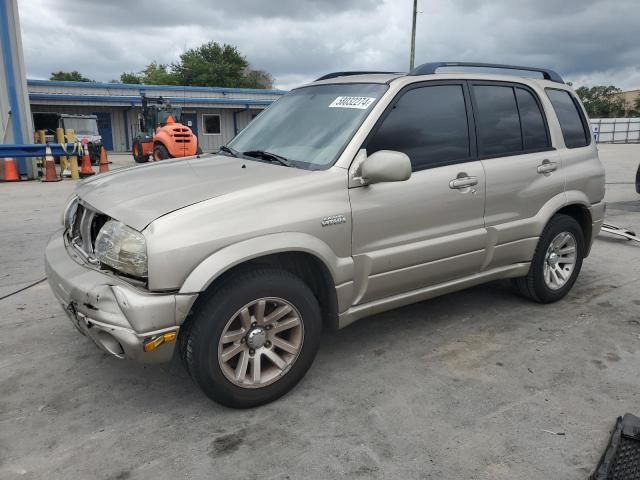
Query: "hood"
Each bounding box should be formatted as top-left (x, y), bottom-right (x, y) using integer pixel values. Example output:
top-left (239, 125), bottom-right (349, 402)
top-left (76, 154), bottom-right (310, 231)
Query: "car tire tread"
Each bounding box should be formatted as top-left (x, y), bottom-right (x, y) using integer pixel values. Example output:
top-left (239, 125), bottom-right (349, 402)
top-left (183, 267), bottom-right (322, 408)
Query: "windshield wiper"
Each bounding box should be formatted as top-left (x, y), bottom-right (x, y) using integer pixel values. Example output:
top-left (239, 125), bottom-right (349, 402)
top-left (219, 145), bottom-right (242, 158)
top-left (242, 150), bottom-right (293, 167)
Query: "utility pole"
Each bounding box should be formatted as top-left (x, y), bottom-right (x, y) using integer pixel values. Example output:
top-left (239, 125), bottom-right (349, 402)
top-left (409, 0), bottom-right (418, 71)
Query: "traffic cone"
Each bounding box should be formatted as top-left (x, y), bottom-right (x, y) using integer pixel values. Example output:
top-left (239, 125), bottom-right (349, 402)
top-left (2, 157), bottom-right (20, 181)
top-left (98, 145), bottom-right (109, 173)
top-left (41, 145), bottom-right (62, 182)
top-left (79, 142), bottom-right (95, 178)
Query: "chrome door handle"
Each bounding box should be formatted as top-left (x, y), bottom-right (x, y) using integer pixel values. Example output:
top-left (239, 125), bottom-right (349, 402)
top-left (449, 176), bottom-right (478, 189)
top-left (537, 160), bottom-right (558, 174)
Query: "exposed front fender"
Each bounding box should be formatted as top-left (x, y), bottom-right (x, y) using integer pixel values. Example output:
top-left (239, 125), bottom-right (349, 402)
top-left (179, 232), bottom-right (353, 294)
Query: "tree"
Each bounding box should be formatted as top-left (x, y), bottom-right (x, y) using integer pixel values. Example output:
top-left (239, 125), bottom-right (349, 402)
top-left (171, 42), bottom-right (248, 87)
top-left (138, 62), bottom-right (178, 85)
top-left (631, 95), bottom-right (640, 117)
top-left (244, 68), bottom-right (274, 89)
top-left (169, 41), bottom-right (273, 88)
top-left (50, 70), bottom-right (93, 82)
top-left (115, 63), bottom-right (176, 85)
top-left (575, 85), bottom-right (628, 118)
top-left (120, 72), bottom-right (141, 84)
top-left (116, 42), bottom-right (274, 88)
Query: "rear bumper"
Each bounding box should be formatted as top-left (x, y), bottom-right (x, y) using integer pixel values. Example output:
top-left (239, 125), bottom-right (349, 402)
top-left (44, 230), bottom-right (197, 363)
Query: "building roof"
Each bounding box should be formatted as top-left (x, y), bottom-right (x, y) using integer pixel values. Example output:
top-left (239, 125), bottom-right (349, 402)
top-left (27, 79), bottom-right (287, 108)
top-left (27, 79), bottom-right (287, 95)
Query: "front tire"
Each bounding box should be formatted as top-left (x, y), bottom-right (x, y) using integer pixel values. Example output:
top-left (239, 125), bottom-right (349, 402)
top-left (184, 268), bottom-right (322, 408)
top-left (132, 139), bottom-right (148, 163)
top-left (513, 214), bottom-right (585, 303)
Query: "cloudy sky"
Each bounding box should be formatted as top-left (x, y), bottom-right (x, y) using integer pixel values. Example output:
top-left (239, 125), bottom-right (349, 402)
top-left (17, 0), bottom-right (640, 90)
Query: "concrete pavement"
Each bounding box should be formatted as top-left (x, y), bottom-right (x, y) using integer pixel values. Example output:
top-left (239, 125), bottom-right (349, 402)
top-left (0, 145), bottom-right (639, 479)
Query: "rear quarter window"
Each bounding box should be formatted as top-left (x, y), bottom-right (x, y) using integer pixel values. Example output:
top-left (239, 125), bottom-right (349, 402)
top-left (546, 89), bottom-right (591, 148)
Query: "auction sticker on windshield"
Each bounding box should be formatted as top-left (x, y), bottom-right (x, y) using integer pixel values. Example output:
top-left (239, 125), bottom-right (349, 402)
top-left (329, 96), bottom-right (376, 109)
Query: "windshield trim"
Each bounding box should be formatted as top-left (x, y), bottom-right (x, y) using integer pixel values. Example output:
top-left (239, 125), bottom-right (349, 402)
top-left (228, 82), bottom-right (389, 171)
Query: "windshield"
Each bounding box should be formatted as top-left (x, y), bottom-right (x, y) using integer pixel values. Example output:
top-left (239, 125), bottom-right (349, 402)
top-left (228, 83), bottom-right (387, 169)
top-left (62, 118), bottom-right (99, 136)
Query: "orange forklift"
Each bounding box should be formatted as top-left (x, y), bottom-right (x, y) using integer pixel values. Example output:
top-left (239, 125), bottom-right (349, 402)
top-left (132, 93), bottom-right (201, 163)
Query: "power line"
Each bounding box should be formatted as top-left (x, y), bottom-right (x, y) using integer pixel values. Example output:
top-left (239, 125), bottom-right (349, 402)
top-left (0, 277), bottom-right (47, 301)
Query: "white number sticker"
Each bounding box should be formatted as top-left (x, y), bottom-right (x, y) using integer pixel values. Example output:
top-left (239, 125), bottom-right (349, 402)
top-left (329, 96), bottom-right (376, 109)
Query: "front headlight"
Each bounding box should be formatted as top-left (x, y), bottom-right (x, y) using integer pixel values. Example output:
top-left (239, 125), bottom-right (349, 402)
top-left (62, 195), bottom-right (79, 229)
top-left (95, 220), bottom-right (148, 278)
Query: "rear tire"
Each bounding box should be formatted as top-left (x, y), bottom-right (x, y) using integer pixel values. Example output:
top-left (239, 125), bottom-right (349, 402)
top-left (635, 162), bottom-right (640, 194)
top-left (153, 144), bottom-right (170, 161)
top-left (513, 214), bottom-right (585, 303)
top-left (183, 268), bottom-right (322, 408)
top-left (132, 139), bottom-right (148, 163)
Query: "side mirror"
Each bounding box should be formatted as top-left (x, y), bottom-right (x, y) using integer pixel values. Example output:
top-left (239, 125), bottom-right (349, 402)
top-left (361, 150), bottom-right (412, 185)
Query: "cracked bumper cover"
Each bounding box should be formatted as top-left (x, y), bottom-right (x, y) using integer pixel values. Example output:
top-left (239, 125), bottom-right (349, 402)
top-left (44, 230), bottom-right (197, 363)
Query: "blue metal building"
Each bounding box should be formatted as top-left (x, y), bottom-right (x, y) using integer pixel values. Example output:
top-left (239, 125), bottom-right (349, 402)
top-left (1, 0), bottom-right (286, 176)
top-left (27, 80), bottom-right (286, 153)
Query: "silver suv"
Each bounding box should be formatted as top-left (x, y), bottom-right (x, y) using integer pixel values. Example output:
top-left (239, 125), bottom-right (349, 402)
top-left (45, 62), bottom-right (606, 408)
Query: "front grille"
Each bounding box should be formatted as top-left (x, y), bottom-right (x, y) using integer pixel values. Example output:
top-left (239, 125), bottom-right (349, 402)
top-left (69, 203), bottom-right (109, 263)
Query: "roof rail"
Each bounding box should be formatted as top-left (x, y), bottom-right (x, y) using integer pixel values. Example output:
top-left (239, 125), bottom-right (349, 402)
top-left (409, 62), bottom-right (564, 83)
top-left (315, 71), bottom-right (401, 82)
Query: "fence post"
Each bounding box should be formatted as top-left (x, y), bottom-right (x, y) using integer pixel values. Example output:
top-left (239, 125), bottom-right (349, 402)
top-left (625, 119), bottom-right (630, 143)
top-left (599, 119), bottom-right (603, 143)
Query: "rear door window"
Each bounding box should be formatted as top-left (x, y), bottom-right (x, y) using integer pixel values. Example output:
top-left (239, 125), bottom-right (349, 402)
top-left (473, 85), bottom-right (522, 156)
top-left (366, 84), bottom-right (471, 171)
top-left (516, 88), bottom-right (550, 151)
top-left (546, 89), bottom-right (590, 148)
top-left (472, 84), bottom-right (551, 157)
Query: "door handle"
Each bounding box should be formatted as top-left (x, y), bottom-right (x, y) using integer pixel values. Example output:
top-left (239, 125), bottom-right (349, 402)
top-left (449, 176), bottom-right (478, 189)
top-left (537, 160), bottom-right (558, 175)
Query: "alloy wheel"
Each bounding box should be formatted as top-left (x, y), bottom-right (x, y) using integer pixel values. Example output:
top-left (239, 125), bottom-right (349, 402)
top-left (543, 231), bottom-right (577, 290)
top-left (217, 297), bottom-right (304, 388)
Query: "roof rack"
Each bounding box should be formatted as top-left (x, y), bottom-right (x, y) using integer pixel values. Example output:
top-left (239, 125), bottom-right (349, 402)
top-left (315, 71), bottom-right (401, 82)
top-left (409, 62), bottom-right (564, 83)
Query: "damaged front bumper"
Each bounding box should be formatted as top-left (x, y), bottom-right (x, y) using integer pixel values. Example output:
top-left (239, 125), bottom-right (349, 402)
top-left (44, 230), bottom-right (197, 363)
